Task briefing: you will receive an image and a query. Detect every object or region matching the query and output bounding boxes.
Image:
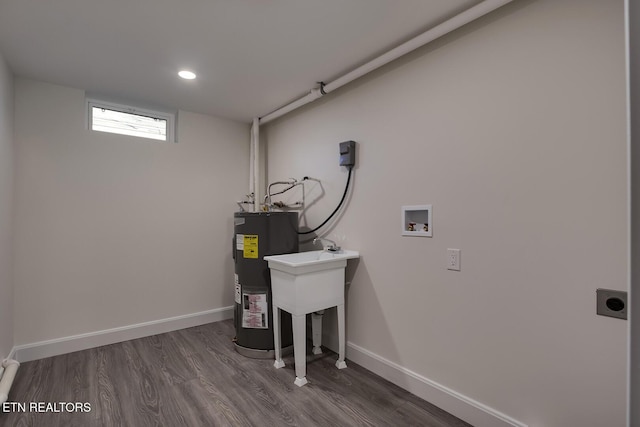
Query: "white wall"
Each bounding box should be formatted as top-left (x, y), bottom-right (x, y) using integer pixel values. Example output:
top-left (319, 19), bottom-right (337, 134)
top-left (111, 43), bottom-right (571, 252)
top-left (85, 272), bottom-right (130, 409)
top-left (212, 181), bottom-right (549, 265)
top-left (13, 78), bottom-right (249, 345)
top-left (0, 53), bottom-right (14, 359)
top-left (629, 0), bottom-right (639, 423)
top-left (264, 0), bottom-right (628, 426)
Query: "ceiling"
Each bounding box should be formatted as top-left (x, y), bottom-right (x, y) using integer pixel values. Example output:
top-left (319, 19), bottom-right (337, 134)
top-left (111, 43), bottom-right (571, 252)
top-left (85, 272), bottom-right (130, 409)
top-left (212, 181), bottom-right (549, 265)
top-left (0, 0), bottom-right (481, 123)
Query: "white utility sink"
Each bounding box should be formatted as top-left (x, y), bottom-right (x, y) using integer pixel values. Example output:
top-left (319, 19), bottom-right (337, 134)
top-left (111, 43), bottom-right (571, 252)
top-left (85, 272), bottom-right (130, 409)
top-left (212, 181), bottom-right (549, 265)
top-left (264, 249), bottom-right (359, 387)
top-left (264, 249), bottom-right (359, 274)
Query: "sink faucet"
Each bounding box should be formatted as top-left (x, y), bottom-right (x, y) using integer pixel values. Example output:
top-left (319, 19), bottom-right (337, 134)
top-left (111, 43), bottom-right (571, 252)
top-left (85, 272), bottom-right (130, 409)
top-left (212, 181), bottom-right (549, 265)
top-left (313, 237), bottom-right (341, 252)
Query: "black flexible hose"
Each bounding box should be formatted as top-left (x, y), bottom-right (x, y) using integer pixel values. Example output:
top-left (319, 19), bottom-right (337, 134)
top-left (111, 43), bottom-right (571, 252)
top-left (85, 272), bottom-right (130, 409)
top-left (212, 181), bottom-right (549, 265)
top-left (298, 166), bottom-right (353, 235)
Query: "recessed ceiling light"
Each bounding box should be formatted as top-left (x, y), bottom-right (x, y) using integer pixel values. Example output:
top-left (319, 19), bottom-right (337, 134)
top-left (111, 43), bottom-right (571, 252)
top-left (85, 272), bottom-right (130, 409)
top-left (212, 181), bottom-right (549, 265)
top-left (178, 70), bottom-right (196, 80)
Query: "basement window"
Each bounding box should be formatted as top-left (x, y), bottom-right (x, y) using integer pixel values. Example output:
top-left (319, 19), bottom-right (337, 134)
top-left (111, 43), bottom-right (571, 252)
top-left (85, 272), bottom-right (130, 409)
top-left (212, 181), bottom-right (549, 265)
top-left (87, 98), bottom-right (176, 142)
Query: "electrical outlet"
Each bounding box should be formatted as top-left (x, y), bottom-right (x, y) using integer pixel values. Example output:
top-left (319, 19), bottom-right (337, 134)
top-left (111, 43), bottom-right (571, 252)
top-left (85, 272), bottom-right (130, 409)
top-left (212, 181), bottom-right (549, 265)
top-left (447, 248), bottom-right (461, 271)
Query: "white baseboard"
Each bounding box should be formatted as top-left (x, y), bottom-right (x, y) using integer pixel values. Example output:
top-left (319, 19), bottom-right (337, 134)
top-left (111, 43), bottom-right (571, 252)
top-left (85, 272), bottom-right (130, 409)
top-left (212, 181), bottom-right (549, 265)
top-left (345, 341), bottom-right (527, 427)
top-left (13, 306), bottom-right (234, 363)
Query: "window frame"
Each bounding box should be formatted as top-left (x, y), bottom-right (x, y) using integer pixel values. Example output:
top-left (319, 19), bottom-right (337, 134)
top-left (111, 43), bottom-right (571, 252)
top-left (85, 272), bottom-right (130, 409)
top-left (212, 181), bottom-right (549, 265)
top-left (86, 97), bottom-right (176, 143)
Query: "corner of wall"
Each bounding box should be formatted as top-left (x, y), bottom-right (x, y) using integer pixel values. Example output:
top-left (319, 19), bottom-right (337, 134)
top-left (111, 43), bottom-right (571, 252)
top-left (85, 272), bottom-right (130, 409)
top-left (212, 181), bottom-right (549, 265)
top-left (0, 51), bottom-right (15, 361)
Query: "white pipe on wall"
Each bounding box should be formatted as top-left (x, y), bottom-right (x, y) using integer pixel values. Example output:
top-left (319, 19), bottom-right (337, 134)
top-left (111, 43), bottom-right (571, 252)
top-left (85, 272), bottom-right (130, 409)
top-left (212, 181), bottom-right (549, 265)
top-left (259, 87), bottom-right (324, 125)
top-left (252, 0), bottom-right (513, 209)
top-left (0, 359), bottom-right (19, 405)
top-left (324, 0), bottom-right (513, 94)
top-left (249, 120), bottom-right (255, 200)
top-left (252, 117), bottom-right (260, 212)
top-left (259, 0), bottom-right (513, 125)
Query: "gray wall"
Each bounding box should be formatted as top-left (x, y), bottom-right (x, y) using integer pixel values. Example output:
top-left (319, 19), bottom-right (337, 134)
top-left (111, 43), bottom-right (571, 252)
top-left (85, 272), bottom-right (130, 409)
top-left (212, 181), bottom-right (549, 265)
top-left (629, 0), bottom-right (639, 424)
top-left (12, 78), bottom-right (249, 345)
top-left (0, 52), bottom-right (14, 359)
top-left (264, 0), bottom-right (628, 425)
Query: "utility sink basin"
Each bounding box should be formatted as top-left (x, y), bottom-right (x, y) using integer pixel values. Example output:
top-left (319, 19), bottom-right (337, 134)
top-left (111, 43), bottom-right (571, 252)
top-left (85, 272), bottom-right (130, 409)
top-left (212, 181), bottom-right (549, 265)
top-left (264, 248), bottom-right (359, 315)
top-left (263, 249), bottom-right (359, 275)
top-left (264, 249), bottom-right (359, 387)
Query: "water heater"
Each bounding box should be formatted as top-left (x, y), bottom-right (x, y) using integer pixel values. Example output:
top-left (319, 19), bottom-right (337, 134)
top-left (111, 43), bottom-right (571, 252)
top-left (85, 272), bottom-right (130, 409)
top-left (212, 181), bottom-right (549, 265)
top-left (232, 211), bottom-right (297, 357)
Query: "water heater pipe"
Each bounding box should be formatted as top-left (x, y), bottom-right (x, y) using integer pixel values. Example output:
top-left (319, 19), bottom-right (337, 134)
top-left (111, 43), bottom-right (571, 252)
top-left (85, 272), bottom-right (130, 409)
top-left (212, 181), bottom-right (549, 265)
top-left (249, 120), bottom-right (255, 198)
top-left (259, 0), bottom-right (513, 125)
top-left (252, 117), bottom-right (260, 212)
top-left (0, 359), bottom-right (19, 405)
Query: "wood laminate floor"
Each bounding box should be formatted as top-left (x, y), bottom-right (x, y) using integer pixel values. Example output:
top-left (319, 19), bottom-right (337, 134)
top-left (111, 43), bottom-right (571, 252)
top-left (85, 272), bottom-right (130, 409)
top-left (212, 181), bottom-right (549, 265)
top-left (1, 320), bottom-right (471, 427)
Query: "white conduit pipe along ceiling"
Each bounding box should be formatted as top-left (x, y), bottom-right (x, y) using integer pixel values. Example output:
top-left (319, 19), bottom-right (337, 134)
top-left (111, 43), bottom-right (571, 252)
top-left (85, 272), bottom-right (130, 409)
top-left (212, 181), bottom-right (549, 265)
top-left (249, 0), bottom-right (514, 209)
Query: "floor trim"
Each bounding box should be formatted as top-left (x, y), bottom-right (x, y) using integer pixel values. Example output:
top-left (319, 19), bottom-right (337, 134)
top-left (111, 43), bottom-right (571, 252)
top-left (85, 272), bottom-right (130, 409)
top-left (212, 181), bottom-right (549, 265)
top-left (345, 342), bottom-right (527, 427)
top-left (13, 306), bottom-right (234, 363)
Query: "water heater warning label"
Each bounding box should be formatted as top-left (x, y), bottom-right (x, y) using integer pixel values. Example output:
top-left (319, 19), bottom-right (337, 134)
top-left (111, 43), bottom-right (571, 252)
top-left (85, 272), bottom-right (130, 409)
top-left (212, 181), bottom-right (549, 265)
top-left (243, 235), bottom-right (258, 258)
top-left (242, 293), bottom-right (268, 329)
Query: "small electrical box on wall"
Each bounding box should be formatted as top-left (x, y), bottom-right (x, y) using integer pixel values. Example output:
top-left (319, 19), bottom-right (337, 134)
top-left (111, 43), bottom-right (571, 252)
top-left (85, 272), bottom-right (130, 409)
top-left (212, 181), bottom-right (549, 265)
top-left (596, 288), bottom-right (627, 320)
top-left (339, 140), bottom-right (356, 167)
top-left (402, 205), bottom-right (432, 237)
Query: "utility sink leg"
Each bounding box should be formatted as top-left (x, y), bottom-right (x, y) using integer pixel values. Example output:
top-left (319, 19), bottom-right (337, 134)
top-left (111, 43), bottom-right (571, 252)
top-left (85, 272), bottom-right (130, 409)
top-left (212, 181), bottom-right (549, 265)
top-left (294, 377), bottom-right (308, 387)
top-left (336, 303), bottom-right (347, 369)
top-left (273, 306), bottom-right (284, 368)
top-left (312, 310), bottom-right (324, 355)
top-left (292, 314), bottom-right (308, 386)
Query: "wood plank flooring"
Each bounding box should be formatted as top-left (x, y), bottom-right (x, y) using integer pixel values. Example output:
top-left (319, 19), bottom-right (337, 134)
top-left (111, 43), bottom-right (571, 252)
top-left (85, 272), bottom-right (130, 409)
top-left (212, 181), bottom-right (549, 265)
top-left (1, 320), bottom-right (471, 427)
